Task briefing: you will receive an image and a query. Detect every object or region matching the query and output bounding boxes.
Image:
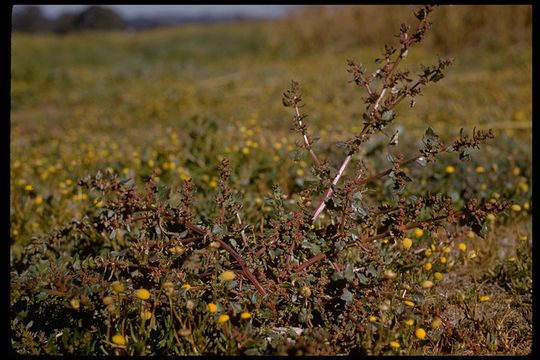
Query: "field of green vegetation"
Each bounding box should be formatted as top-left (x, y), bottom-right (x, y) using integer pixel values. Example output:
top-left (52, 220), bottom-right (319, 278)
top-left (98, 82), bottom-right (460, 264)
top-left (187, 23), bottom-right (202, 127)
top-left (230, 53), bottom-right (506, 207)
top-left (11, 6), bottom-right (531, 355)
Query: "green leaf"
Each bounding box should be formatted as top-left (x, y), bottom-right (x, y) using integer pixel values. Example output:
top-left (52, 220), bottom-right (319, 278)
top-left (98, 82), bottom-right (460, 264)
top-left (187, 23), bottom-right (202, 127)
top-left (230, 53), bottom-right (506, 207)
top-left (301, 240), bottom-right (321, 255)
top-left (430, 72), bottom-right (445, 82)
top-left (344, 264), bottom-right (355, 281)
top-left (366, 264), bottom-right (378, 277)
top-left (381, 110), bottom-right (395, 121)
top-left (357, 273), bottom-right (369, 285)
top-left (340, 288), bottom-right (354, 303)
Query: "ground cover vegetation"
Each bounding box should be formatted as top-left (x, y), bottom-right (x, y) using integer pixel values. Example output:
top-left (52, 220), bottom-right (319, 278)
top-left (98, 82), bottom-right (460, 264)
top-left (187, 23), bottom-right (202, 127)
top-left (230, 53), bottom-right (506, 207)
top-left (10, 5), bottom-right (532, 355)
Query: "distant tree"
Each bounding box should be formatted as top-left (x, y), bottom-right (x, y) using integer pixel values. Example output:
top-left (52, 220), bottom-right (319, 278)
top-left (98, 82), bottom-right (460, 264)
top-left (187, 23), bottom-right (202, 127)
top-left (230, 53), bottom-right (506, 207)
top-left (72, 6), bottom-right (125, 31)
top-left (12, 6), bottom-right (50, 33)
top-left (53, 12), bottom-right (77, 34)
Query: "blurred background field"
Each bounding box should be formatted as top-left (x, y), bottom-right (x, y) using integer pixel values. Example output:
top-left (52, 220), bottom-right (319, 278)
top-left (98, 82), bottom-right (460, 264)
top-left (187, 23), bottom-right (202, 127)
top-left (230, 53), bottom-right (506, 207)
top-left (11, 4), bottom-right (531, 243)
top-left (10, 5), bottom-right (532, 355)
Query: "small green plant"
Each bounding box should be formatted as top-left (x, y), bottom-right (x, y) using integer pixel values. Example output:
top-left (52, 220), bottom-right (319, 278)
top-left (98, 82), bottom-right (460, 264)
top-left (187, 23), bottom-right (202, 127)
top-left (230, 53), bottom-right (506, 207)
top-left (11, 5), bottom-right (527, 355)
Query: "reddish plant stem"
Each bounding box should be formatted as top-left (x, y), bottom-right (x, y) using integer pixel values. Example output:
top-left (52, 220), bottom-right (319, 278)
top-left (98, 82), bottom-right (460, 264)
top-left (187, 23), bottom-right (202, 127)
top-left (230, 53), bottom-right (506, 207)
top-left (131, 215), bottom-right (267, 296)
top-left (311, 154), bottom-right (352, 221)
top-left (213, 237), bottom-right (267, 296)
top-left (186, 222), bottom-right (268, 297)
top-left (295, 253), bottom-right (327, 273)
top-left (309, 15), bottom-right (433, 223)
top-left (294, 102), bottom-right (321, 167)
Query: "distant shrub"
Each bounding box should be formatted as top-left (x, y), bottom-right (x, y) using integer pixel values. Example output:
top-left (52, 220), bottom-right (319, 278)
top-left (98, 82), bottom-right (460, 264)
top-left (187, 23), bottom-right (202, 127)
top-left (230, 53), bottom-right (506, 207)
top-left (12, 6), bottom-right (51, 33)
top-left (71, 6), bottom-right (126, 32)
top-left (266, 5), bottom-right (531, 56)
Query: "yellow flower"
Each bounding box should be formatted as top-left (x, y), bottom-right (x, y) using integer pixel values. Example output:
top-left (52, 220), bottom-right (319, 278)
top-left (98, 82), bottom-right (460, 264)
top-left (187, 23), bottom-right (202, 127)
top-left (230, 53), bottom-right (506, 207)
top-left (422, 280), bottom-right (434, 289)
top-left (209, 179), bottom-right (218, 189)
top-left (523, 202), bottom-right (530, 210)
top-left (434, 272), bottom-right (443, 281)
top-left (431, 317), bottom-right (442, 329)
top-left (24, 184), bottom-right (33, 191)
top-left (519, 234), bottom-right (528, 241)
top-left (241, 147), bottom-right (250, 155)
top-left (440, 256), bottom-right (447, 264)
top-left (141, 310), bottom-right (152, 320)
top-left (402, 238), bottom-right (413, 250)
top-left (33, 195), bottom-right (43, 206)
top-left (296, 169), bottom-right (305, 177)
top-left (181, 283), bottom-right (192, 290)
top-left (445, 165), bottom-right (455, 174)
top-left (169, 246), bottom-right (185, 255)
top-left (511, 204), bottom-right (521, 212)
top-left (111, 281), bottom-right (125, 294)
top-left (467, 231), bottom-right (475, 238)
top-left (112, 334), bottom-right (126, 346)
top-left (368, 315), bottom-right (378, 323)
top-left (486, 213), bottom-right (496, 222)
top-left (442, 246), bottom-right (451, 253)
top-left (384, 270), bottom-right (397, 280)
top-left (255, 197), bottom-right (263, 205)
top-left (300, 286), bottom-right (312, 297)
top-left (414, 228), bottom-right (424, 238)
top-left (390, 341), bottom-right (400, 349)
top-left (518, 182), bottom-right (529, 193)
top-left (219, 271), bottom-right (237, 282)
top-left (102, 296), bottom-right (114, 306)
top-left (424, 262), bottom-right (432, 271)
top-left (240, 311), bottom-right (252, 320)
top-left (458, 243), bottom-right (467, 251)
top-left (512, 167), bottom-right (520, 176)
top-left (218, 314), bottom-right (230, 323)
top-left (479, 295), bottom-right (490, 302)
top-left (403, 300), bottom-right (415, 307)
top-left (135, 288), bottom-right (151, 300)
top-left (424, 249), bottom-right (432, 257)
top-left (70, 298), bottom-right (80, 310)
top-left (163, 281), bottom-right (175, 295)
top-left (403, 318), bottom-right (415, 326)
top-left (475, 166), bottom-right (486, 174)
top-left (209, 241), bottom-right (221, 249)
top-left (415, 328), bottom-right (427, 340)
top-left (207, 303), bottom-right (218, 313)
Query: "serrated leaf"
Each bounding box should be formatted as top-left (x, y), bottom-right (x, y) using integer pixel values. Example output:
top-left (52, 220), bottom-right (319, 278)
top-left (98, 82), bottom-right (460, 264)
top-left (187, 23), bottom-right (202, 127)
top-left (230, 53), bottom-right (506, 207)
top-left (430, 72), bottom-right (445, 82)
top-left (212, 224), bottom-right (223, 235)
top-left (362, 113), bottom-right (371, 123)
top-left (344, 264), bottom-right (355, 281)
top-left (381, 110), bottom-right (394, 121)
top-left (340, 288), bottom-right (354, 303)
top-left (366, 264), bottom-right (378, 277)
top-left (229, 301), bottom-right (243, 313)
top-left (357, 272), bottom-right (369, 285)
top-left (334, 240), bottom-right (346, 251)
top-left (416, 156), bottom-right (427, 167)
top-left (301, 240), bottom-right (321, 255)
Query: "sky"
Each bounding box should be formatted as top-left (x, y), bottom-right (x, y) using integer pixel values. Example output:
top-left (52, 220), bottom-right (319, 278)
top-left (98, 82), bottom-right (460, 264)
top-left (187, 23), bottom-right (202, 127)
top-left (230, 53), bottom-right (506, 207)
top-left (15, 5), bottom-right (302, 19)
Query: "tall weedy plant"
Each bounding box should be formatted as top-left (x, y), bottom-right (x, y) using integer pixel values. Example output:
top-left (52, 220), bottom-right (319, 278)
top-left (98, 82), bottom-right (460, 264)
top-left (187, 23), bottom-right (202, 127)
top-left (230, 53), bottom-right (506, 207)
top-left (11, 5), bottom-right (511, 355)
